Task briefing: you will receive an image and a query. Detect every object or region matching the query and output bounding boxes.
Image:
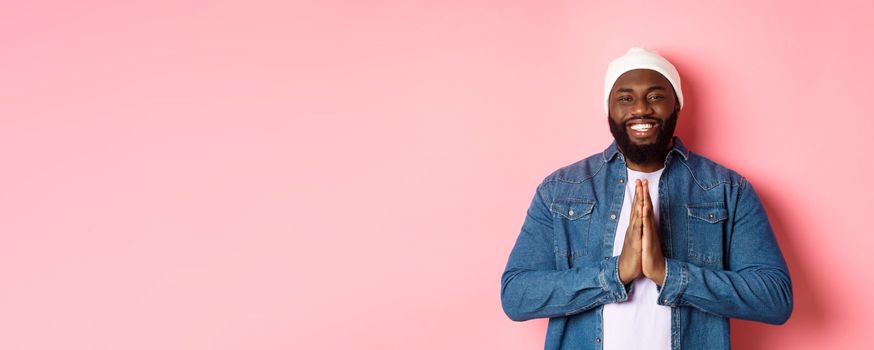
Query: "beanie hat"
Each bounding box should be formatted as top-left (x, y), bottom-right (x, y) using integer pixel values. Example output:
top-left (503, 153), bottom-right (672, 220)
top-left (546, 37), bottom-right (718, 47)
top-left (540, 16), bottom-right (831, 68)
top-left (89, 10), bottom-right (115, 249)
top-left (603, 47), bottom-right (683, 114)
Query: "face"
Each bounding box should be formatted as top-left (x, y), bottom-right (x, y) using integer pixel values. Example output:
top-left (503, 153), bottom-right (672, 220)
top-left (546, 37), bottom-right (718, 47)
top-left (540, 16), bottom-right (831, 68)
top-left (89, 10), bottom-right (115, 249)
top-left (607, 69), bottom-right (680, 165)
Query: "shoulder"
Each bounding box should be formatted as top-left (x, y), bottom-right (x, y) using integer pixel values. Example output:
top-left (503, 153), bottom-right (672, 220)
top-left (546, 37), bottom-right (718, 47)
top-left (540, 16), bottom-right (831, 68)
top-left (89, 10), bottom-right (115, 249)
top-left (540, 151), bottom-right (607, 186)
top-left (679, 151), bottom-right (748, 190)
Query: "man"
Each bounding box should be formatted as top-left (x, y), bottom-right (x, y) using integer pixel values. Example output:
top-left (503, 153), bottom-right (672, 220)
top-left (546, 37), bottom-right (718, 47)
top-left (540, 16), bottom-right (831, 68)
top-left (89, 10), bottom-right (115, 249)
top-left (500, 47), bottom-right (792, 350)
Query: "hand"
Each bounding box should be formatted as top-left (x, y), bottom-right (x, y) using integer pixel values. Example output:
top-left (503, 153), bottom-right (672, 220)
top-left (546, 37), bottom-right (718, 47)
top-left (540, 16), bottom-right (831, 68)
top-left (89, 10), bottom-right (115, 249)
top-left (617, 179), bottom-right (644, 285)
top-left (641, 179), bottom-right (666, 285)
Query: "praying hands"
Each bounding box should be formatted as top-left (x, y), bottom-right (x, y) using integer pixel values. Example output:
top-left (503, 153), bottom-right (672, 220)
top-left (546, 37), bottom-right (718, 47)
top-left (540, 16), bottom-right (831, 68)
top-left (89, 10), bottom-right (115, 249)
top-left (618, 179), bottom-right (667, 286)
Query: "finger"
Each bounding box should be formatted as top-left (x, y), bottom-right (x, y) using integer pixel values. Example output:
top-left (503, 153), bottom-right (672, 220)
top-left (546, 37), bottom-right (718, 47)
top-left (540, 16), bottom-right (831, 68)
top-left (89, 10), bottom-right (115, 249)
top-left (645, 184), bottom-right (659, 245)
top-left (626, 180), bottom-right (643, 240)
top-left (638, 180), bottom-right (645, 220)
top-left (638, 180), bottom-right (645, 221)
top-left (643, 180), bottom-right (652, 209)
top-left (641, 201), bottom-right (650, 235)
top-left (640, 206), bottom-right (652, 238)
top-left (642, 218), bottom-right (650, 247)
top-left (641, 180), bottom-right (652, 236)
top-left (628, 181), bottom-right (640, 230)
top-left (642, 213), bottom-right (653, 254)
top-left (641, 181), bottom-right (660, 248)
top-left (642, 179), bottom-right (652, 213)
top-left (635, 179), bottom-right (641, 202)
top-left (627, 211), bottom-right (640, 240)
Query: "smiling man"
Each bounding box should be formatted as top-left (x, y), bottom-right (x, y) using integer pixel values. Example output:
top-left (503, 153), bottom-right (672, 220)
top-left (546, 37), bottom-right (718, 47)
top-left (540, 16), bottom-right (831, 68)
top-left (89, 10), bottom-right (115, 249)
top-left (500, 47), bottom-right (793, 349)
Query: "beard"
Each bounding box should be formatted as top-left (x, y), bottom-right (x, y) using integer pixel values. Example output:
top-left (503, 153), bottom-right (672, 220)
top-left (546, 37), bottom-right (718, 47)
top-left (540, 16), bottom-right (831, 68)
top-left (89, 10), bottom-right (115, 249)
top-left (608, 110), bottom-right (679, 165)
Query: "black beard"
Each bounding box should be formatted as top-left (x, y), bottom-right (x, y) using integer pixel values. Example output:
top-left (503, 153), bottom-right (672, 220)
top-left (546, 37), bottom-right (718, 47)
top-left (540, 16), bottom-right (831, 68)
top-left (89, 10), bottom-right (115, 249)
top-left (608, 110), bottom-right (678, 165)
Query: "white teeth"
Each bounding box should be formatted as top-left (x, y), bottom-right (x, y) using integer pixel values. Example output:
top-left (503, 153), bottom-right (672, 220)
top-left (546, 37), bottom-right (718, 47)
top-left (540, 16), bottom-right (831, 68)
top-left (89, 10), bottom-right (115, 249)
top-left (630, 124), bottom-right (653, 131)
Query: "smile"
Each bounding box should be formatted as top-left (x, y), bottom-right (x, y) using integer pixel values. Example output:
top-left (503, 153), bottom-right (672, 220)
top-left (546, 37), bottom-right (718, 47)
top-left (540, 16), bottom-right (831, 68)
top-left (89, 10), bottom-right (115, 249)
top-left (629, 124), bottom-right (654, 132)
top-left (626, 120), bottom-right (660, 139)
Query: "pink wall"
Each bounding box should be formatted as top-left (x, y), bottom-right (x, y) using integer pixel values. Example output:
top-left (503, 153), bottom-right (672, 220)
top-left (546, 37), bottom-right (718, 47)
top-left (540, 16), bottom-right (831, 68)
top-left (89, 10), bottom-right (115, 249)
top-left (1, 0), bottom-right (870, 348)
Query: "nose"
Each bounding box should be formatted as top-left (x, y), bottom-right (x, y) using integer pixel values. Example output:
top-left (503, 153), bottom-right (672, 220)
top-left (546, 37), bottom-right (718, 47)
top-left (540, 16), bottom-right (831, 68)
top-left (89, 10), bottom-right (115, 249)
top-left (631, 97), bottom-right (652, 117)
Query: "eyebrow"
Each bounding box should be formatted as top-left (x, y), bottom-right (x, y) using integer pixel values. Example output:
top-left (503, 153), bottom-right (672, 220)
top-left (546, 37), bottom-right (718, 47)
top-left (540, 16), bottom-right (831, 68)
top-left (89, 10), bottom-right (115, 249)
top-left (616, 86), bottom-right (667, 93)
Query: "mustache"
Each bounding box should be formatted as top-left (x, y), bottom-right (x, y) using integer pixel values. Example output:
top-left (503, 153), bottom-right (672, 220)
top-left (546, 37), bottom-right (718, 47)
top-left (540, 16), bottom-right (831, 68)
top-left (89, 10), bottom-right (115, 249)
top-left (624, 117), bottom-right (662, 126)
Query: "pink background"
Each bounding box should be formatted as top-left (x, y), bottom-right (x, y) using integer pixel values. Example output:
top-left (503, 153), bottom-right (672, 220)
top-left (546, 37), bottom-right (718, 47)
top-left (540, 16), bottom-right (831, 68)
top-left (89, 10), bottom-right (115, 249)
top-left (1, 0), bottom-right (870, 349)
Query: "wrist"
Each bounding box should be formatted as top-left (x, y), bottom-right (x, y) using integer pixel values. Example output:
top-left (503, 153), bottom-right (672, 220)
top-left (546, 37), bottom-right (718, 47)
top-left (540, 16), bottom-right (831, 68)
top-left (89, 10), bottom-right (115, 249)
top-left (618, 259), bottom-right (640, 285)
top-left (648, 264), bottom-right (666, 286)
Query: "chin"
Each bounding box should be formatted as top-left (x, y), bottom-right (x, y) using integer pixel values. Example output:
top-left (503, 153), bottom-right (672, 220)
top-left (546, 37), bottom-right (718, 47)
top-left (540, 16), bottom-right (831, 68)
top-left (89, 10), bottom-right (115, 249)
top-left (627, 135), bottom-right (659, 145)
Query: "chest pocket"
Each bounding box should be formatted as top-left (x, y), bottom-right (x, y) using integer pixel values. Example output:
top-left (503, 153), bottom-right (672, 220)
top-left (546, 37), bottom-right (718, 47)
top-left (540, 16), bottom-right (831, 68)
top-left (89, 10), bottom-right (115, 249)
top-left (549, 198), bottom-right (596, 259)
top-left (686, 202), bottom-right (728, 266)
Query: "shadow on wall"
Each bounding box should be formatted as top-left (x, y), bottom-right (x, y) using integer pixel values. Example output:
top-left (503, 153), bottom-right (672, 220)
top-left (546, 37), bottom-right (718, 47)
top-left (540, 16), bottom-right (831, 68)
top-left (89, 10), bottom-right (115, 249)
top-left (667, 52), bottom-right (827, 349)
top-left (669, 53), bottom-right (699, 150)
top-left (730, 186), bottom-right (827, 349)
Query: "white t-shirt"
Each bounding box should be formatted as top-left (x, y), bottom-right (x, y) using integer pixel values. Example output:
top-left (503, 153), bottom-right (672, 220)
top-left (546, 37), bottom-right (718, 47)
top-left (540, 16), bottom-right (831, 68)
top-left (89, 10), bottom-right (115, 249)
top-left (602, 167), bottom-right (671, 350)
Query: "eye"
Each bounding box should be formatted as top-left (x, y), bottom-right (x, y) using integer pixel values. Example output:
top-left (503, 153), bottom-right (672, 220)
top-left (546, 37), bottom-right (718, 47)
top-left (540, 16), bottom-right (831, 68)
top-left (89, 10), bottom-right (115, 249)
top-left (648, 94), bottom-right (665, 101)
top-left (617, 96), bottom-right (633, 103)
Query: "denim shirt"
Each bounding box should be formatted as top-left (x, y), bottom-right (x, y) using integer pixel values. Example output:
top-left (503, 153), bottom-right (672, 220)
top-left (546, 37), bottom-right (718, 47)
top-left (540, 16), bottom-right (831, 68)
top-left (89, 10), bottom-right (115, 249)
top-left (500, 137), bottom-right (792, 350)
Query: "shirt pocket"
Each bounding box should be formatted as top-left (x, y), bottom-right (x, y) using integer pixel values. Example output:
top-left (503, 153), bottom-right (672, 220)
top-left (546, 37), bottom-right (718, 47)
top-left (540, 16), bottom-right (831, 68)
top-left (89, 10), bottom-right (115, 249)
top-left (549, 198), bottom-right (596, 259)
top-left (686, 202), bottom-right (728, 266)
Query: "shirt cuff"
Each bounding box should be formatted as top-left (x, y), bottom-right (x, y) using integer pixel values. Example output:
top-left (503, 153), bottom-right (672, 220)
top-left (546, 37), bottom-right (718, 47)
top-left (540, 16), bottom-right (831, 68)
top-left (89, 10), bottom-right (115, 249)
top-left (600, 255), bottom-right (630, 303)
top-left (657, 257), bottom-right (688, 307)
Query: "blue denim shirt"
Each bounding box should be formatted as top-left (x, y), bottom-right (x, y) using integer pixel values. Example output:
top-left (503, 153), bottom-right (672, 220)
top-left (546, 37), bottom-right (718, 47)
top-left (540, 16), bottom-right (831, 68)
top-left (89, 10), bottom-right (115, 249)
top-left (500, 137), bottom-right (792, 350)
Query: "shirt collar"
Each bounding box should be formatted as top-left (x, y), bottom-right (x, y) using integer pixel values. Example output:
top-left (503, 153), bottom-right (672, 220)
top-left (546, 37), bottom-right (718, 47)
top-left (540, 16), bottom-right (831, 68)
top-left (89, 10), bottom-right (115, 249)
top-left (602, 136), bottom-right (689, 163)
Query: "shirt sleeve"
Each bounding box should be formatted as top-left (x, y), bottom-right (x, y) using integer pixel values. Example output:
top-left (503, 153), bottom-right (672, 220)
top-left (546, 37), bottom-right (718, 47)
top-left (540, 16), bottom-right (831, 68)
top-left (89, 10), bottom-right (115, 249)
top-left (501, 181), bottom-right (630, 322)
top-left (656, 177), bottom-right (793, 325)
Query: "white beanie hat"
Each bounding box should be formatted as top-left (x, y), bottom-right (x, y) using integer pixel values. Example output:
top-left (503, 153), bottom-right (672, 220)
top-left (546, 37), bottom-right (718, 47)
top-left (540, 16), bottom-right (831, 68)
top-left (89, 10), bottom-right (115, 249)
top-left (603, 47), bottom-right (683, 114)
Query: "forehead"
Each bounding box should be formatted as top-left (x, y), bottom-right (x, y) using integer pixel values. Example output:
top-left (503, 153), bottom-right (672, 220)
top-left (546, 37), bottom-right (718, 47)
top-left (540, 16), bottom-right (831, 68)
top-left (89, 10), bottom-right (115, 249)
top-left (612, 69), bottom-right (671, 91)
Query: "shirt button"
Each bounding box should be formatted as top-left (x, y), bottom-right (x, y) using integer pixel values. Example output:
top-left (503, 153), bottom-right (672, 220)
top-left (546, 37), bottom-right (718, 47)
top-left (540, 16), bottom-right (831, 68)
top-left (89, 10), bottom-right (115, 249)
top-left (595, 337), bottom-right (601, 343)
top-left (610, 214), bottom-right (617, 220)
top-left (619, 178), bottom-right (625, 183)
top-left (568, 209), bottom-right (575, 216)
top-left (663, 299), bottom-right (669, 303)
top-left (708, 213), bottom-right (715, 220)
